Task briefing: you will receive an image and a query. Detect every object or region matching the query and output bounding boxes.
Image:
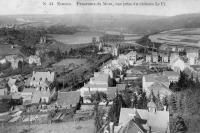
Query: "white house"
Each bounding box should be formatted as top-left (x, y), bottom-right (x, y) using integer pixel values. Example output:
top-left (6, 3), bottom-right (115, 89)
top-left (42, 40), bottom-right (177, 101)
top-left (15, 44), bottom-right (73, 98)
top-left (163, 71), bottom-right (180, 82)
top-left (170, 57), bottom-right (189, 73)
top-left (170, 52), bottom-right (179, 63)
top-left (89, 72), bottom-right (110, 86)
top-left (28, 55), bottom-right (41, 66)
top-left (0, 58), bottom-right (6, 64)
top-left (146, 54), bottom-right (151, 63)
top-left (80, 72), bottom-right (111, 98)
top-left (5, 55), bottom-right (23, 69)
top-left (152, 52), bottom-right (158, 63)
top-left (102, 68), bottom-right (114, 79)
top-left (8, 78), bottom-right (18, 93)
top-left (0, 88), bottom-right (7, 96)
top-left (142, 74), bottom-right (170, 93)
top-left (126, 51), bottom-right (137, 66)
top-left (186, 48), bottom-right (199, 65)
top-left (160, 53), bottom-right (169, 63)
top-left (112, 45), bottom-right (119, 57)
top-left (30, 71), bottom-right (55, 88)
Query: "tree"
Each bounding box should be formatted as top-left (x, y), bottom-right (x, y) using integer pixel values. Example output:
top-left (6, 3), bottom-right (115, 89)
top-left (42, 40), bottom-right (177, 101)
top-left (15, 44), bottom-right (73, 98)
top-left (90, 91), bottom-right (107, 103)
top-left (174, 116), bottom-right (187, 133)
top-left (170, 94), bottom-right (177, 113)
top-left (56, 47), bottom-right (62, 61)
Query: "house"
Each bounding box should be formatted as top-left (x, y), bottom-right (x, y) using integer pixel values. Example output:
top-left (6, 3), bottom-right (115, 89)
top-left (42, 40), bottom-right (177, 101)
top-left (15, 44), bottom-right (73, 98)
top-left (89, 72), bottom-right (111, 86)
top-left (142, 74), bottom-right (170, 93)
top-left (163, 71), bottom-right (180, 82)
top-left (169, 57), bottom-right (189, 73)
top-left (170, 46), bottom-right (177, 52)
top-left (0, 88), bottom-right (7, 96)
top-left (124, 68), bottom-right (143, 81)
top-left (28, 55), bottom-right (41, 66)
top-left (146, 54), bottom-right (151, 63)
top-left (160, 53), bottom-right (169, 63)
top-left (5, 55), bottom-right (23, 69)
top-left (118, 101), bottom-right (170, 133)
top-left (112, 45), bottom-right (119, 57)
top-left (170, 52), bottom-right (179, 63)
top-left (80, 84), bottom-right (108, 98)
top-left (159, 44), bottom-right (169, 51)
top-left (0, 57), bottom-right (6, 64)
top-left (30, 71), bottom-right (55, 88)
top-left (98, 42), bottom-right (103, 51)
top-left (152, 52), bottom-right (158, 63)
top-left (186, 48), bottom-right (199, 65)
top-left (177, 46), bottom-right (185, 52)
top-left (31, 87), bottom-right (56, 104)
top-left (126, 51), bottom-right (137, 66)
top-left (8, 78), bottom-right (18, 93)
top-left (20, 88), bottom-right (35, 104)
top-left (102, 68), bottom-right (114, 79)
top-left (147, 82), bottom-right (172, 99)
top-left (56, 91), bottom-right (80, 109)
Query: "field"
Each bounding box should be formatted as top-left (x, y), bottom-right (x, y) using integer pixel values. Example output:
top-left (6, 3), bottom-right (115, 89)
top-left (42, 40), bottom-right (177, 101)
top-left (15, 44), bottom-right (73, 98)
top-left (48, 31), bottom-right (103, 45)
top-left (149, 28), bottom-right (200, 47)
top-left (2, 119), bottom-right (95, 133)
top-left (52, 58), bottom-right (87, 68)
top-left (47, 31), bottom-right (144, 52)
top-left (0, 45), bottom-right (20, 56)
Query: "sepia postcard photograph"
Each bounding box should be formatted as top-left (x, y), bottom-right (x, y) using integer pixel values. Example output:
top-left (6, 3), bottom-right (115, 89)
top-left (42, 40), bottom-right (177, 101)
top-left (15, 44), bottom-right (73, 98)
top-left (0, 0), bottom-right (200, 133)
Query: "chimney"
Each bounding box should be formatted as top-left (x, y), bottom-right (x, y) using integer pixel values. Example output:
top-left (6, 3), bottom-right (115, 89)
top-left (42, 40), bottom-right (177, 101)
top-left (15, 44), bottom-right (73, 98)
top-left (109, 122), bottom-right (114, 133)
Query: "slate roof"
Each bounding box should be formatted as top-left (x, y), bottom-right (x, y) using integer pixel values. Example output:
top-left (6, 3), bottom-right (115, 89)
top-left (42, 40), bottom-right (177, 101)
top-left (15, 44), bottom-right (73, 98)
top-left (148, 82), bottom-right (172, 96)
top-left (107, 87), bottom-right (117, 100)
top-left (31, 71), bottom-right (55, 83)
top-left (144, 74), bottom-right (169, 84)
top-left (117, 84), bottom-right (127, 91)
top-left (119, 108), bottom-right (169, 133)
top-left (90, 72), bottom-right (109, 83)
top-left (162, 71), bottom-right (179, 77)
top-left (57, 91), bottom-right (80, 107)
top-left (84, 83), bottom-right (108, 88)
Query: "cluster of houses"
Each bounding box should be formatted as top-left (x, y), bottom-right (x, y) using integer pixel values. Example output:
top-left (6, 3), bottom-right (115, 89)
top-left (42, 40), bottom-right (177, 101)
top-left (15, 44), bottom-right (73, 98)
top-left (0, 54), bottom-right (42, 70)
top-left (1, 40), bottom-right (200, 132)
top-left (145, 44), bottom-right (200, 67)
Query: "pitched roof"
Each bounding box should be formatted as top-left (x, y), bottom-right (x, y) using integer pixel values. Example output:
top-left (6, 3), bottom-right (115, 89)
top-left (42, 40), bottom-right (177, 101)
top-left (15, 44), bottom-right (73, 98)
top-left (31, 71), bottom-right (55, 83)
top-left (107, 87), bottom-right (117, 100)
top-left (163, 71), bottom-right (179, 77)
top-left (119, 108), bottom-right (169, 133)
top-left (90, 72), bottom-right (109, 83)
top-left (117, 84), bottom-right (127, 91)
top-left (8, 78), bottom-right (17, 86)
top-left (57, 91), bottom-right (80, 107)
top-left (147, 101), bottom-right (156, 108)
top-left (148, 82), bottom-right (172, 96)
top-left (84, 83), bottom-right (108, 88)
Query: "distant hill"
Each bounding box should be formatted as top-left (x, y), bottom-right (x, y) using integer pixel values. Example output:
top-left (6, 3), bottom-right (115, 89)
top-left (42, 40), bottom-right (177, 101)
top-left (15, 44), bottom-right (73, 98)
top-left (1, 13), bottom-right (200, 34)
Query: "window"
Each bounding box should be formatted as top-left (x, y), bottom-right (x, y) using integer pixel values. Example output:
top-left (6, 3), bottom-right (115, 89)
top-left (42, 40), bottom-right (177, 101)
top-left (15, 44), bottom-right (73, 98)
top-left (33, 77), bottom-right (35, 81)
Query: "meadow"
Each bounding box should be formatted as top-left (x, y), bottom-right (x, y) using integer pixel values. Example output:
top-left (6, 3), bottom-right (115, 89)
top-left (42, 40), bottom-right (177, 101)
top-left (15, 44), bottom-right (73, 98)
top-left (48, 31), bottom-right (103, 45)
top-left (149, 28), bottom-right (200, 47)
top-left (0, 45), bottom-right (20, 56)
top-left (52, 58), bottom-right (87, 68)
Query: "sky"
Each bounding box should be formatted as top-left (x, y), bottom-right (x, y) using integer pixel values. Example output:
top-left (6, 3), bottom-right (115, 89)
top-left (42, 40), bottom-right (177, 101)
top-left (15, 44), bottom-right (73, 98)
top-left (0, 0), bottom-right (200, 16)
